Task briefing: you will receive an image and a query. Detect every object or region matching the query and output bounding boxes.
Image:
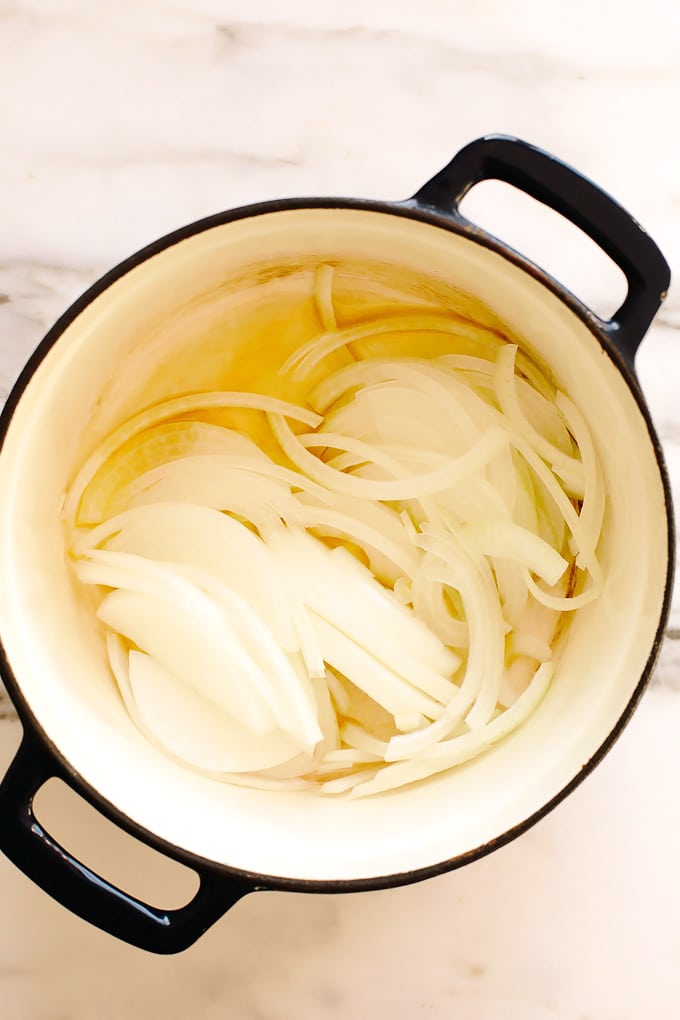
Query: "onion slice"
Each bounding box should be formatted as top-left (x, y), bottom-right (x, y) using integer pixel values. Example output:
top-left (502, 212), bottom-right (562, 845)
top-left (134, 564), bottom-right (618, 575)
top-left (128, 650), bottom-right (304, 772)
top-left (77, 422), bottom-right (259, 525)
top-left (352, 662), bottom-right (554, 796)
top-left (269, 412), bottom-right (510, 502)
top-left (63, 391), bottom-right (321, 523)
top-left (282, 314), bottom-right (504, 383)
top-left (458, 519), bottom-right (568, 586)
top-left (91, 502), bottom-right (297, 650)
top-left (494, 345), bottom-right (584, 497)
top-left (81, 553), bottom-right (282, 735)
top-left (314, 263), bottom-right (337, 331)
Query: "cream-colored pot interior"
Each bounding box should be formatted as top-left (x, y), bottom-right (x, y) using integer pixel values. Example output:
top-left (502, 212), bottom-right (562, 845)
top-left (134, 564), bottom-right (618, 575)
top-left (0, 208), bottom-right (669, 882)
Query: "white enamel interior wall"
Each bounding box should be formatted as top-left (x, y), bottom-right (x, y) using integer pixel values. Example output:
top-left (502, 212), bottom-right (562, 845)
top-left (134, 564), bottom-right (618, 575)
top-left (0, 209), bottom-right (669, 882)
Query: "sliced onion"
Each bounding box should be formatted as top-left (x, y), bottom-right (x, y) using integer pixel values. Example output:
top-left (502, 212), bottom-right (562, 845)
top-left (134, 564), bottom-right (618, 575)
top-left (84, 554), bottom-right (280, 735)
top-left (410, 560), bottom-right (470, 649)
top-left (323, 748), bottom-right (382, 766)
top-left (492, 556), bottom-right (529, 627)
top-left (321, 386), bottom-right (456, 455)
top-left (171, 562), bottom-right (322, 747)
top-left (494, 345), bottom-right (584, 497)
top-left (281, 314), bottom-right (501, 382)
top-left (339, 721), bottom-right (388, 758)
top-left (106, 631), bottom-right (143, 724)
top-left (298, 489), bottom-right (421, 559)
top-left (108, 637), bottom-right (310, 787)
top-left (458, 519), bottom-right (568, 586)
top-left (269, 412), bottom-right (510, 502)
top-left (555, 391), bottom-right (605, 565)
top-left (270, 528), bottom-right (461, 702)
top-left (77, 422), bottom-right (258, 525)
top-left (513, 436), bottom-right (600, 570)
top-left (128, 650), bottom-right (304, 772)
top-left (321, 767), bottom-right (383, 795)
top-left (311, 360), bottom-right (491, 443)
top-left (417, 529), bottom-right (506, 731)
top-left (531, 473), bottom-right (567, 553)
top-left (310, 675), bottom-right (341, 757)
top-left (63, 391), bottom-right (322, 523)
top-left (294, 503), bottom-right (419, 583)
top-left (314, 263), bottom-right (337, 332)
top-left (507, 633), bottom-right (553, 662)
top-left (286, 311), bottom-right (510, 381)
top-left (325, 669), bottom-right (351, 715)
top-left (498, 593), bottom-right (562, 707)
top-left (324, 450), bottom-right (370, 472)
top-left (66, 297), bottom-right (605, 797)
top-left (290, 604), bottom-right (326, 679)
top-left (90, 549), bottom-right (322, 747)
top-left (94, 502), bottom-right (298, 651)
top-left (310, 614), bottom-right (445, 723)
top-left (516, 377), bottom-right (574, 454)
top-left (437, 353), bottom-right (496, 375)
top-left (353, 663), bottom-right (554, 795)
top-left (327, 544), bottom-right (462, 681)
top-left (119, 452), bottom-right (332, 511)
top-left (523, 565), bottom-right (602, 612)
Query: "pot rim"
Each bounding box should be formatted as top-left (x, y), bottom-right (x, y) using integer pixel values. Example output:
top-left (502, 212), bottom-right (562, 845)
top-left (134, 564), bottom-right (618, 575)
top-left (0, 194), bottom-right (674, 894)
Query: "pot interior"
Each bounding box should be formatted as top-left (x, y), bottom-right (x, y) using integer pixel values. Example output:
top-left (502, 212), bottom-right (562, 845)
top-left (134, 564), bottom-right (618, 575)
top-left (0, 207), bottom-right (670, 882)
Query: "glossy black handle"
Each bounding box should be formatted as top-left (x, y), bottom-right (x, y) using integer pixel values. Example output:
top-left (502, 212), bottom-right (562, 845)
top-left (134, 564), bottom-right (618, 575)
top-left (412, 134), bottom-right (671, 363)
top-left (0, 733), bottom-right (252, 953)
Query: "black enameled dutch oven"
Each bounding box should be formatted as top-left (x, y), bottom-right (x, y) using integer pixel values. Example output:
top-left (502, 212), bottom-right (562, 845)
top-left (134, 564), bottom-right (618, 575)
top-left (0, 135), bottom-right (673, 953)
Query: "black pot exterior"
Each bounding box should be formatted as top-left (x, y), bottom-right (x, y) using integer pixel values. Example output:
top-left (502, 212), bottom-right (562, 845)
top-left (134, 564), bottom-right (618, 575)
top-left (0, 135), bottom-right (673, 953)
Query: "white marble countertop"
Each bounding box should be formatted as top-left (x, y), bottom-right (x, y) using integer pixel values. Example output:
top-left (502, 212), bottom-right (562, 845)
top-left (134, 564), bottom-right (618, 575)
top-left (1, 1), bottom-right (680, 1016)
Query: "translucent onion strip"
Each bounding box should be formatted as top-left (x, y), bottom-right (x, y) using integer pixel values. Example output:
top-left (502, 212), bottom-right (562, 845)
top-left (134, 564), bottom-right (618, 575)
top-left (513, 437), bottom-right (601, 570)
top-left (269, 412), bottom-right (510, 502)
top-left (410, 561), bottom-right (470, 649)
top-left (171, 562), bottom-right (322, 748)
top-left (418, 530), bottom-right (506, 732)
top-left (107, 634), bottom-right (311, 789)
top-left (555, 391), bottom-right (605, 564)
top-left (128, 650), bottom-right (305, 773)
top-left (351, 663), bottom-right (554, 796)
top-left (106, 631), bottom-right (144, 727)
top-left (293, 504), bottom-right (420, 582)
top-left (339, 721), bottom-right (388, 758)
top-left (120, 452), bottom-right (334, 510)
top-left (63, 391), bottom-right (322, 523)
top-left (97, 584), bottom-right (275, 736)
top-left (77, 421), bottom-right (257, 525)
top-left (321, 767), bottom-right (383, 795)
top-left (270, 528), bottom-right (461, 701)
top-left (281, 313), bottom-right (505, 383)
top-left (314, 263), bottom-right (337, 331)
top-left (86, 501), bottom-right (298, 651)
top-left (78, 551), bottom-right (295, 737)
top-left (458, 519), bottom-right (568, 586)
top-left (310, 614), bottom-right (445, 723)
top-left (494, 345), bottom-right (585, 497)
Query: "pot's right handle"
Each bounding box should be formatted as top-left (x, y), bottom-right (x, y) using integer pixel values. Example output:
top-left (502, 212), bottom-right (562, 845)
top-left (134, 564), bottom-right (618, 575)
top-left (412, 134), bottom-right (671, 364)
top-left (0, 731), bottom-right (253, 954)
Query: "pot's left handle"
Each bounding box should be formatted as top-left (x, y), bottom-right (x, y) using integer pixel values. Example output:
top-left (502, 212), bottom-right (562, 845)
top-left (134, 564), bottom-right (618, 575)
top-left (0, 732), bottom-right (253, 954)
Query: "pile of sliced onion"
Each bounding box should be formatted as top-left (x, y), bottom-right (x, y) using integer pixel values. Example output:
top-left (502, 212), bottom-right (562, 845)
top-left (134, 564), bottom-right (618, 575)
top-left (64, 264), bottom-right (605, 796)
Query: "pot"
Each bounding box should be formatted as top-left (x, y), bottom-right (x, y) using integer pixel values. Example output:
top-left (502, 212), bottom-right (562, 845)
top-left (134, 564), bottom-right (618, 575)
top-left (0, 135), bottom-right (673, 954)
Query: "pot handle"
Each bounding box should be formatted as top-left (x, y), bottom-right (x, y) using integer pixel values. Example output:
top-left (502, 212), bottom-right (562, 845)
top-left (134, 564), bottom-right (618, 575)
top-left (411, 134), bottom-right (671, 363)
top-left (0, 731), bottom-right (253, 954)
